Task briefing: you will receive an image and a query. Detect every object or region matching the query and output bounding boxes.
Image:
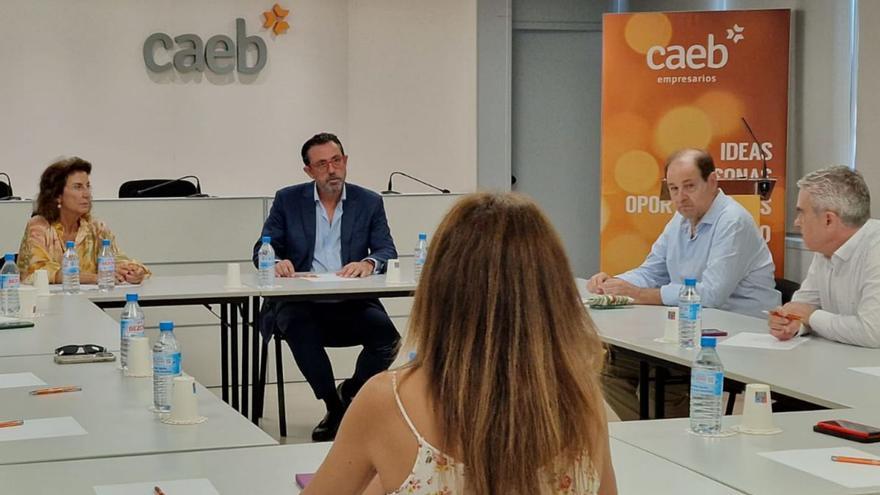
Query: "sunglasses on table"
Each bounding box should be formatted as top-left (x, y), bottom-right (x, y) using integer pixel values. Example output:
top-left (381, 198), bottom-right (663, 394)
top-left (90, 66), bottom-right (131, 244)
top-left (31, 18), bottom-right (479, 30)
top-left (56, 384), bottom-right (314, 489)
top-left (54, 344), bottom-right (106, 356)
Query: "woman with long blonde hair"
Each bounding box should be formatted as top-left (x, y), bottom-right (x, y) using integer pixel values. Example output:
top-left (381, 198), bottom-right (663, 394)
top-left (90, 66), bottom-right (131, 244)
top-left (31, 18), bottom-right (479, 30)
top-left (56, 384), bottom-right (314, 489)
top-left (304, 192), bottom-right (617, 495)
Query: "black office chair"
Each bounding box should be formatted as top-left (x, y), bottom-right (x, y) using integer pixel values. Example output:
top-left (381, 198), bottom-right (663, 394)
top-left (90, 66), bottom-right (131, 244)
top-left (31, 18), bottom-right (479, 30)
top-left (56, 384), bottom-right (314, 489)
top-left (254, 323), bottom-right (289, 437)
top-left (775, 277), bottom-right (801, 304)
top-left (118, 178), bottom-right (201, 198)
top-left (0, 172), bottom-right (16, 199)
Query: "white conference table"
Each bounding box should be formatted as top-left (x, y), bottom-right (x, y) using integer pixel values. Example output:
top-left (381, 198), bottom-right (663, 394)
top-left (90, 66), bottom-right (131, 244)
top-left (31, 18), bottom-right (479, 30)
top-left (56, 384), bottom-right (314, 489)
top-left (0, 439), bottom-right (745, 494)
top-left (0, 294), bottom-right (118, 358)
top-left (0, 355), bottom-right (276, 465)
top-left (610, 409), bottom-right (880, 495)
top-left (587, 304), bottom-right (880, 411)
top-left (84, 273), bottom-right (416, 421)
top-left (3, 274), bottom-right (417, 421)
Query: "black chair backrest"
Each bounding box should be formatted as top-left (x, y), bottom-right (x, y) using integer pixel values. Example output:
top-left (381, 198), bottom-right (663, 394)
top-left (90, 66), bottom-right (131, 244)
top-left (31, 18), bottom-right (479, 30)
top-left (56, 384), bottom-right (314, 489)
top-left (118, 179), bottom-right (198, 198)
top-left (0, 181), bottom-right (11, 198)
top-left (775, 278), bottom-right (801, 304)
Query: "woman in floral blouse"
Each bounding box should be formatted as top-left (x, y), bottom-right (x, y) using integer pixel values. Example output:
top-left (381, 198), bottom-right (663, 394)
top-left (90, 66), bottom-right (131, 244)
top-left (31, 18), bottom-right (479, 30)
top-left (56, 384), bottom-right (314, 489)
top-left (17, 157), bottom-right (149, 284)
top-left (304, 192), bottom-right (617, 495)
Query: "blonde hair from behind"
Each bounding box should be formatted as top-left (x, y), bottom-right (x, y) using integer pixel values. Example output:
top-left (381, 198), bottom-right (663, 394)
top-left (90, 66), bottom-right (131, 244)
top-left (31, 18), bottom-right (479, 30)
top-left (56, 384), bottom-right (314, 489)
top-left (405, 192), bottom-right (608, 495)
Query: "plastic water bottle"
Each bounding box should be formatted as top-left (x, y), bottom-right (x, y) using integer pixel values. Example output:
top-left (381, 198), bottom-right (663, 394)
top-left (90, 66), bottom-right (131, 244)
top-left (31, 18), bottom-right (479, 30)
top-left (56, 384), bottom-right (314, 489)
top-left (61, 241), bottom-right (80, 294)
top-left (678, 278), bottom-right (701, 349)
top-left (690, 336), bottom-right (724, 435)
top-left (0, 253), bottom-right (20, 316)
top-left (257, 236), bottom-right (275, 288)
top-left (119, 293), bottom-right (145, 370)
top-left (413, 232), bottom-right (428, 281)
top-left (152, 321), bottom-right (182, 412)
top-left (97, 239), bottom-right (115, 292)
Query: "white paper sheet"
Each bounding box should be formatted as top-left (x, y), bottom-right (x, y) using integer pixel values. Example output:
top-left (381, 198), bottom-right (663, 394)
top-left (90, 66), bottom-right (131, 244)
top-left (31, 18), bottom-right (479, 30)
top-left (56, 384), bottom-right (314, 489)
top-left (0, 372), bottom-right (46, 389)
top-left (300, 274), bottom-right (361, 283)
top-left (0, 416), bottom-right (86, 442)
top-left (94, 478), bottom-right (220, 495)
top-left (717, 332), bottom-right (808, 350)
top-left (759, 447), bottom-right (880, 489)
top-left (50, 283), bottom-right (141, 293)
top-left (849, 367), bottom-right (880, 378)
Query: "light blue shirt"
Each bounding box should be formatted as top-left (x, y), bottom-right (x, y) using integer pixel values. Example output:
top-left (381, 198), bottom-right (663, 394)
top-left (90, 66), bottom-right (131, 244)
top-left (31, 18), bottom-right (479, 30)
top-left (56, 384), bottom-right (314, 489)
top-left (310, 184), bottom-right (378, 273)
top-left (617, 190), bottom-right (781, 318)
top-left (311, 185), bottom-right (345, 273)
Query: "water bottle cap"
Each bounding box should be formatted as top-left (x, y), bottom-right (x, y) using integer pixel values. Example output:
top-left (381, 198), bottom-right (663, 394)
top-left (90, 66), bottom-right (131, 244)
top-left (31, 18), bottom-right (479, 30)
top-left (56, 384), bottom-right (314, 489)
top-left (418, 232), bottom-right (427, 240)
top-left (159, 321), bottom-right (174, 331)
top-left (66, 241), bottom-right (75, 248)
top-left (3, 253), bottom-right (13, 261)
top-left (262, 236), bottom-right (271, 244)
top-left (125, 293), bottom-right (138, 302)
top-left (684, 278), bottom-right (697, 286)
top-left (102, 239), bottom-right (111, 246)
top-left (700, 336), bottom-right (717, 348)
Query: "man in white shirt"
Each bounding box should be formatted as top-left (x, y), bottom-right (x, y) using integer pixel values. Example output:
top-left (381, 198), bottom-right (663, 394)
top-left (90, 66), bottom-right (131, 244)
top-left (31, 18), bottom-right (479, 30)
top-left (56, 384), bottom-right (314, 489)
top-left (769, 166), bottom-right (880, 348)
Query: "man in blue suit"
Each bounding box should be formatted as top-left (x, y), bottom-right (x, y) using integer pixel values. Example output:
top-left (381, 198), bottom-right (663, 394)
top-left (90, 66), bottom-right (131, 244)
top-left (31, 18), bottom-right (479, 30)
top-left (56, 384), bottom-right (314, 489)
top-left (253, 132), bottom-right (399, 441)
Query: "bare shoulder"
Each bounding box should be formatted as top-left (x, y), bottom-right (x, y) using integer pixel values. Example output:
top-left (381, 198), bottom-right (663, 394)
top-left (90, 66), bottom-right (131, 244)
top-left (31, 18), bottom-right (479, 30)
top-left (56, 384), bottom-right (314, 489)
top-left (350, 371), bottom-right (397, 413)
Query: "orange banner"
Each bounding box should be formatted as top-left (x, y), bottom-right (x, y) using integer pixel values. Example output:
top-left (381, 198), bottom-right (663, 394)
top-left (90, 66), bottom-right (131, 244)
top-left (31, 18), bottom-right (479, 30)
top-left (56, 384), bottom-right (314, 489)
top-left (600, 10), bottom-right (790, 278)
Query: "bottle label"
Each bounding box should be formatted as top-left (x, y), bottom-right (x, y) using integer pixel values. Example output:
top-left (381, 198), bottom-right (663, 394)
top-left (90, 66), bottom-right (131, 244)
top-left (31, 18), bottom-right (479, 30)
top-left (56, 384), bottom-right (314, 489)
top-left (153, 351), bottom-right (181, 375)
top-left (691, 369), bottom-right (723, 396)
top-left (258, 258), bottom-right (274, 270)
top-left (0, 274), bottom-right (19, 289)
top-left (64, 263), bottom-right (79, 276)
top-left (684, 302), bottom-right (701, 320)
top-left (120, 317), bottom-right (145, 338)
top-left (98, 256), bottom-right (115, 272)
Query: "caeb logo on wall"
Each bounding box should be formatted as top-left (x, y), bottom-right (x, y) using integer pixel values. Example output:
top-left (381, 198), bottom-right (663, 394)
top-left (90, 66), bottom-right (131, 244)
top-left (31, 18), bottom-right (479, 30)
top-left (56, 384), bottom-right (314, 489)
top-left (143, 3), bottom-right (290, 75)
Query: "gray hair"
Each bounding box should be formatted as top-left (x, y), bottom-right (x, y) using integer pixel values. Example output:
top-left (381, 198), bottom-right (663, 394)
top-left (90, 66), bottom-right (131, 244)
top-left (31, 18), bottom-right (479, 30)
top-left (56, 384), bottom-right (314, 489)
top-left (797, 166), bottom-right (871, 227)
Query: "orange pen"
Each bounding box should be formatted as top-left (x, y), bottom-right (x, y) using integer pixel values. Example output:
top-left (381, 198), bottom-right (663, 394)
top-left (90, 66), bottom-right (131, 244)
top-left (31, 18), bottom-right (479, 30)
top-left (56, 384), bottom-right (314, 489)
top-left (29, 386), bottom-right (82, 396)
top-left (831, 455), bottom-right (880, 466)
top-left (764, 310), bottom-right (804, 322)
top-left (0, 419), bottom-right (23, 428)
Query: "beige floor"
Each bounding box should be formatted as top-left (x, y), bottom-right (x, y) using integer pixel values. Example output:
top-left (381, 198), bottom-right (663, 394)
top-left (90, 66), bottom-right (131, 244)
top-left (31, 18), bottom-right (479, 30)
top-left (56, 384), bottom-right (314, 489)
top-left (212, 382), bottom-right (744, 444)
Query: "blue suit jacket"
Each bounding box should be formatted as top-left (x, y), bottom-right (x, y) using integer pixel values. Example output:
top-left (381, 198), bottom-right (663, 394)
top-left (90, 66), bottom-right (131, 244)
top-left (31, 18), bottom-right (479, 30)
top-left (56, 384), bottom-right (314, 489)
top-left (252, 182), bottom-right (397, 337)
top-left (252, 182), bottom-right (397, 272)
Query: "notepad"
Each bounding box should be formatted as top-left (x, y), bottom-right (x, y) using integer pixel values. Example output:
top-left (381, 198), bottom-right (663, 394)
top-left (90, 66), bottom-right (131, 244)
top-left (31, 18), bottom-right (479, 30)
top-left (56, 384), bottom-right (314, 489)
top-left (0, 315), bottom-right (35, 330)
top-left (759, 447), bottom-right (880, 488)
top-left (0, 416), bottom-right (86, 442)
top-left (296, 473), bottom-right (315, 488)
top-left (94, 478), bottom-right (219, 495)
top-left (0, 372), bottom-right (46, 389)
top-left (717, 332), bottom-right (808, 350)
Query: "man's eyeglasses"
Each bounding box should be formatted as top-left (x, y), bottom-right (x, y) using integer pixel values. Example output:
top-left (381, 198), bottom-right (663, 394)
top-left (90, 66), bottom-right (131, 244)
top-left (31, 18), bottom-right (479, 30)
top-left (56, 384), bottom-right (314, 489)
top-left (309, 155), bottom-right (345, 172)
top-left (55, 344), bottom-right (106, 356)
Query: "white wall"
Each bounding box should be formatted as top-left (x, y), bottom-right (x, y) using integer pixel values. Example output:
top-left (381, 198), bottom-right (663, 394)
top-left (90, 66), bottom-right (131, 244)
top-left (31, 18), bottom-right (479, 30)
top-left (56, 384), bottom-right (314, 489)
top-left (347, 1), bottom-right (477, 193)
top-left (0, 0), bottom-right (476, 199)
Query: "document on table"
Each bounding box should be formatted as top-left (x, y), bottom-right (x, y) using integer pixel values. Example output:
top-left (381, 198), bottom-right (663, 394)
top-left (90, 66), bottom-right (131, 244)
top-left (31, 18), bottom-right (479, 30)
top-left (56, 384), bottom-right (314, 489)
top-left (0, 416), bottom-right (86, 442)
top-left (759, 447), bottom-right (880, 489)
top-left (94, 478), bottom-right (220, 495)
top-left (50, 283), bottom-right (141, 293)
top-left (300, 273), bottom-right (361, 283)
top-left (849, 367), bottom-right (880, 378)
top-left (717, 332), bottom-right (808, 350)
top-left (0, 372), bottom-right (46, 389)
